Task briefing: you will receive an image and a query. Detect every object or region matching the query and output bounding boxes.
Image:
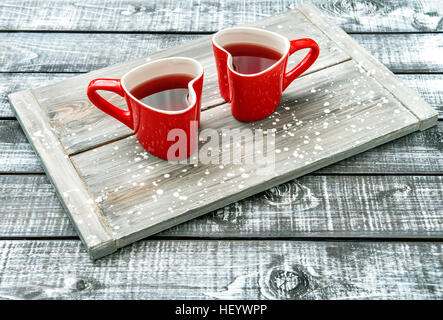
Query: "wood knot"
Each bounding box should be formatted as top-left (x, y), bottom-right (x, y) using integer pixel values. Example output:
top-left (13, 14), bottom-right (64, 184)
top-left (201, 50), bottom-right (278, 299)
top-left (260, 266), bottom-right (312, 299)
top-left (263, 180), bottom-right (319, 210)
top-left (75, 279), bottom-right (87, 291)
top-left (264, 182), bottom-right (301, 205)
top-left (377, 183), bottom-right (415, 200)
top-left (120, 5), bottom-right (148, 16)
top-left (212, 203), bottom-right (244, 226)
top-left (270, 269), bottom-right (308, 293)
top-left (320, 0), bottom-right (394, 17)
top-left (64, 277), bottom-right (97, 294)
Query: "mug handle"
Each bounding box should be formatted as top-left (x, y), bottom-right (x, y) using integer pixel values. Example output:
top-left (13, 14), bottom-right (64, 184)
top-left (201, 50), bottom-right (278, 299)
top-left (283, 39), bottom-right (320, 91)
top-left (87, 79), bottom-right (134, 129)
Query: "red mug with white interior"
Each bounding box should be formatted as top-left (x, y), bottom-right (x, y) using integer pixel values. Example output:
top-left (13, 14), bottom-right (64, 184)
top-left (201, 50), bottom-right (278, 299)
top-left (87, 57), bottom-right (204, 160)
top-left (212, 27), bottom-right (320, 122)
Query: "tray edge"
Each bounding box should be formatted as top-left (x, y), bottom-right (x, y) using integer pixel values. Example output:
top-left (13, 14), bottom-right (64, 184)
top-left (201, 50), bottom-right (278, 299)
top-left (8, 89), bottom-right (116, 259)
top-left (297, 3), bottom-right (438, 131)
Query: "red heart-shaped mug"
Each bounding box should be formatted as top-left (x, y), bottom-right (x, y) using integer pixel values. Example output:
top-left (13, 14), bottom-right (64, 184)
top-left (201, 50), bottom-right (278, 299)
top-left (87, 57), bottom-right (204, 160)
top-left (212, 27), bottom-right (319, 122)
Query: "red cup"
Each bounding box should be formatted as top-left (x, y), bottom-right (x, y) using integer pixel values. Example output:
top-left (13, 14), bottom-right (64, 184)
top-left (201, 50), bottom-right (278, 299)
top-left (87, 57), bottom-right (204, 160)
top-left (212, 27), bottom-right (319, 122)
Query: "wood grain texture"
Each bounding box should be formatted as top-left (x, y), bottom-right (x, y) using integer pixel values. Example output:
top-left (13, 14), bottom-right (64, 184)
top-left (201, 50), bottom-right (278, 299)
top-left (299, 4), bottom-right (438, 129)
top-left (0, 120), bottom-right (41, 173)
top-left (1, 174), bottom-right (443, 239)
top-left (1, 32), bottom-right (441, 73)
top-left (1, 0), bottom-right (442, 299)
top-left (0, 32), bottom-right (201, 73)
top-left (319, 121), bottom-right (443, 174)
top-left (0, 0), bottom-right (441, 33)
top-left (2, 73), bottom-right (442, 119)
top-left (0, 239), bottom-right (441, 299)
top-left (7, 6), bottom-right (438, 259)
top-left (9, 91), bottom-right (116, 258)
top-left (314, 0), bottom-right (443, 33)
top-left (2, 120), bottom-right (443, 175)
top-left (352, 33), bottom-right (443, 73)
top-left (0, 73), bottom-right (73, 118)
top-left (28, 10), bottom-right (349, 155)
top-left (69, 60), bottom-right (427, 251)
top-left (396, 74), bottom-right (443, 118)
top-left (7, 23), bottom-right (438, 158)
top-left (0, 175), bottom-right (76, 237)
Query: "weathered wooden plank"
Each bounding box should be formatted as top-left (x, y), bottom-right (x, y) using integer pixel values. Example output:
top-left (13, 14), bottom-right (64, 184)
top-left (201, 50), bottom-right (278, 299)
top-left (397, 74), bottom-right (443, 118)
top-left (0, 239), bottom-right (441, 299)
top-left (0, 175), bottom-right (76, 237)
top-left (352, 33), bottom-right (443, 74)
top-left (0, 73), bottom-right (73, 118)
top-left (0, 32), bottom-right (201, 73)
top-left (68, 60), bottom-right (428, 251)
top-left (28, 10), bottom-right (349, 155)
top-left (6, 32), bottom-right (438, 162)
top-left (2, 73), bottom-right (442, 119)
top-left (0, 0), bottom-right (441, 33)
top-left (8, 91), bottom-right (116, 258)
top-left (319, 121), bottom-right (443, 174)
top-left (1, 174), bottom-right (443, 239)
top-left (0, 32), bottom-right (441, 73)
top-left (315, 0), bottom-right (443, 33)
top-left (0, 120), bottom-right (42, 173)
top-left (2, 121), bottom-right (443, 176)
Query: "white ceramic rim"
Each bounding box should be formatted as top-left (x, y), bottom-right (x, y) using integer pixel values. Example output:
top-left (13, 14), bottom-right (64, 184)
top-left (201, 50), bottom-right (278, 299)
top-left (121, 57), bottom-right (204, 115)
top-left (212, 27), bottom-right (290, 77)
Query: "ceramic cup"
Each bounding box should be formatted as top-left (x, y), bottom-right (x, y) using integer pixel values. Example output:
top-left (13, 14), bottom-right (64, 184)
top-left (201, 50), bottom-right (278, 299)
top-left (87, 57), bottom-right (204, 160)
top-left (212, 27), bottom-right (319, 121)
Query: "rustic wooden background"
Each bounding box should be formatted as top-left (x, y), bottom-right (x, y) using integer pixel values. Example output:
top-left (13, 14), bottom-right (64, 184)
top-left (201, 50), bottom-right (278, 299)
top-left (0, 0), bottom-right (442, 299)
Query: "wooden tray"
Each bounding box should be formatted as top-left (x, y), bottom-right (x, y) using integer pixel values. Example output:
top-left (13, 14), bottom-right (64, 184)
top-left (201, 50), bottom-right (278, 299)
top-left (9, 4), bottom-right (437, 259)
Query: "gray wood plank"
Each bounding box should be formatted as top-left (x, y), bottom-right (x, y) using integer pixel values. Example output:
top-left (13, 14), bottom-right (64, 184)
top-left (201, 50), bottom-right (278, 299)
top-left (28, 10), bottom-right (349, 156)
top-left (319, 121), bottom-right (443, 174)
top-left (397, 74), bottom-right (443, 118)
top-left (2, 121), bottom-right (443, 176)
top-left (0, 0), bottom-right (441, 33)
top-left (315, 0), bottom-right (443, 33)
top-left (0, 73), bottom-right (73, 118)
top-left (0, 120), bottom-right (41, 173)
top-left (1, 174), bottom-right (443, 239)
top-left (0, 239), bottom-right (441, 299)
top-left (1, 32), bottom-right (441, 73)
top-left (0, 32), bottom-right (201, 73)
top-left (0, 175), bottom-right (76, 237)
top-left (353, 33), bottom-right (443, 73)
top-left (2, 73), bottom-right (442, 119)
top-left (2, 117), bottom-right (443, 176)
